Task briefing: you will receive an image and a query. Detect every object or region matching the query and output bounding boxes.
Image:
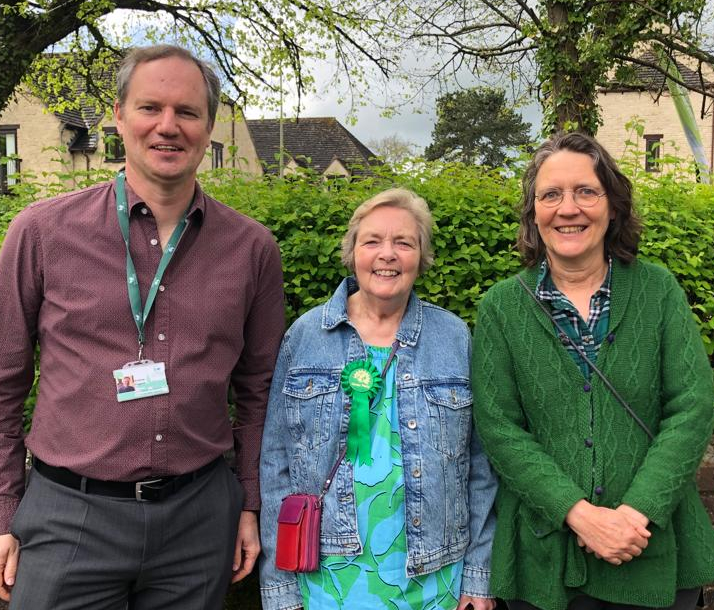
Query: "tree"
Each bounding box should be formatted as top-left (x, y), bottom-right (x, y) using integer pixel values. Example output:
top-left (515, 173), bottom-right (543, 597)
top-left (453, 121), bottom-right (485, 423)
top-left (424, 87), bottom-right (531, 166)
top-left (389, 0), bottom-right (714, 134)
top-left (0, 0), bottom-right (392, 115)
top-left (367, 134), bottom-right (420, 164)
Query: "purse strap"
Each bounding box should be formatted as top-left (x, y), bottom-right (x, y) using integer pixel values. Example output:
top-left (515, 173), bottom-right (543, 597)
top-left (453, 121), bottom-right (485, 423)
top-left (319, 339), bottom-right (400, 501)
top-left (516, 274), bottom-right (654, 441)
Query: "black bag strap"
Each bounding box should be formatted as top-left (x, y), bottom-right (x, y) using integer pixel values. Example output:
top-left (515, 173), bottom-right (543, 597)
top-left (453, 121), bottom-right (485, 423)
top-left (516, 274), bottom-right (654, 441)
top-left (319, 340), bottom-right (400, 500)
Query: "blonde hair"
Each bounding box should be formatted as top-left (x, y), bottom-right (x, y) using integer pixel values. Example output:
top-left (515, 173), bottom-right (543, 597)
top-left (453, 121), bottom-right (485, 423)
top-left (341, 188), bottom-right (434, 274)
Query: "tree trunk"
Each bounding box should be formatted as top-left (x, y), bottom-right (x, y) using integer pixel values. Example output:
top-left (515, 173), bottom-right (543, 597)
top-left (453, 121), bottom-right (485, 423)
top-left (539, 2), bottom-right (599, 135)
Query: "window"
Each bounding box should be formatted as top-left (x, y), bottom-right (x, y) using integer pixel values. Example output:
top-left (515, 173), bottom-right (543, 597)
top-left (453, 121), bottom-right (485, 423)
top-left (0, 126), bottom-right (19, 194)
top-left (644, 134), bottom-right (662, 172)
top-left (103, 127), bottom-right (125, 162)
top-left (211, 141), bottom-right (224, 169)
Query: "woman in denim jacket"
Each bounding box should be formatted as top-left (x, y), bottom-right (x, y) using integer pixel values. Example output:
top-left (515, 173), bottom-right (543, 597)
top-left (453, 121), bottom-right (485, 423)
top-left (259, 188), bottom-right (497, 610)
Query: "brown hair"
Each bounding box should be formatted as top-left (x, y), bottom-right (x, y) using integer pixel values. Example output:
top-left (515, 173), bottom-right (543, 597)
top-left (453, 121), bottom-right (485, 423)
top-left (517, 132), bottom-right (642, 267)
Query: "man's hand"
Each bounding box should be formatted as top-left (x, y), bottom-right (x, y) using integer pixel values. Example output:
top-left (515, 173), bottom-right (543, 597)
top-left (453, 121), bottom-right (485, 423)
top-left (0, 534), bottom-right (19, 601)
top-left (457, 594), bottom-right (497, 610)
top-left (231, 511), bottom-right (260, 583)
top-left (566, 499), bottom-right (650, 565)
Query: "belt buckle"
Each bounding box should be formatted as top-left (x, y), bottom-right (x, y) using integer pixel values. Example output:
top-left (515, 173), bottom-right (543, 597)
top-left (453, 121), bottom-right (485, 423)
top-left (135, 479), bottom-right (163, 502)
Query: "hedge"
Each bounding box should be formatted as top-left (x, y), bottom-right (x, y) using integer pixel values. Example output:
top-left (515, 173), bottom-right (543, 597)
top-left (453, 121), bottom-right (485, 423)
top-left (2, 161), bottom-right (714, 359)
top-left (199, 162), bottom-right (714, 359)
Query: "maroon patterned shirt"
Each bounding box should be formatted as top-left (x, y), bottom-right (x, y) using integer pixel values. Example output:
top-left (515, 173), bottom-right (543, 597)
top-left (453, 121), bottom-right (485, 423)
top-left (0, 179), bottom-right (285, 531)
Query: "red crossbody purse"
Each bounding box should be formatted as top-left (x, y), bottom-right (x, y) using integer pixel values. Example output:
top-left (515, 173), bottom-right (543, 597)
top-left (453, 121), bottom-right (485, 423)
top-left (275, 341), bottom-right (399, 573)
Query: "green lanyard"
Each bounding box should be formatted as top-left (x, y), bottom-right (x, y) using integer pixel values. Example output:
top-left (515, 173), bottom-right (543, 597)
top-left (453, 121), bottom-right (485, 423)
top-left (115, 171), bottom-right (189, 358)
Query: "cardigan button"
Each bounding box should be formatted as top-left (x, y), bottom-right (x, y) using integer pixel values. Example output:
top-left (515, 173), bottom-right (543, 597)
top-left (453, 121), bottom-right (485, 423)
top-left (583, 383), bottom-right (591, 392)
top-left (594, 486), bottom-right (604, 495)
top-left (584, 438), bottom-right (593, 448)
top-left (607, 333), bottom-right (615, 343)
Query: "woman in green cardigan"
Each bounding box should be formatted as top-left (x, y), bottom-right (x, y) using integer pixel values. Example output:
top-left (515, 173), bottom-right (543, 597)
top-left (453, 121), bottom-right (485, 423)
top-left (472, 132), bottom-right (714, 610)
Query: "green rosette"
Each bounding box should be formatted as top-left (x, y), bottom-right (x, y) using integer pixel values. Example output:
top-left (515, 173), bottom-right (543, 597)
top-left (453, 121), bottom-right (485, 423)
top-left (341, 359), bottom-right (382, 466)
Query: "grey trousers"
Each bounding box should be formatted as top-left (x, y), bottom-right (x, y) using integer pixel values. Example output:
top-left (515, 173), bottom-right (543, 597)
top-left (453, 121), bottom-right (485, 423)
top-left (9, 458), bottom-right (243, 610)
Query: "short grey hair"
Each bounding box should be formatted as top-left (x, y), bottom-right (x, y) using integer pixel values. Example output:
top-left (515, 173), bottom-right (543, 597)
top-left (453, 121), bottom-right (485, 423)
top-left (341, 188), bottom-right (434, 274)
top-left (116, 45), bottom-right (221, 127)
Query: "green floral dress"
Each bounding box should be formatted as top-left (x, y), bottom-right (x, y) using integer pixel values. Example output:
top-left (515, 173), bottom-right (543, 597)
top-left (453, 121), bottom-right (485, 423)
top-left (298, 346), bottom-right (463, 609)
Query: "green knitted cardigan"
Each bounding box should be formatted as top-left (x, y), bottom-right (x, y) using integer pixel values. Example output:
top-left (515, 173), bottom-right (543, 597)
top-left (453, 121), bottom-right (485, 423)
top-left (472, 258), bottom-right (714, 610)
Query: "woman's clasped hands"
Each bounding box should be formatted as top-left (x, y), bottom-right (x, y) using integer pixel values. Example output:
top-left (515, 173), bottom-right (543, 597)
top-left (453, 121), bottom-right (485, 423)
top-left (565, 500), bottom-right (651, 566)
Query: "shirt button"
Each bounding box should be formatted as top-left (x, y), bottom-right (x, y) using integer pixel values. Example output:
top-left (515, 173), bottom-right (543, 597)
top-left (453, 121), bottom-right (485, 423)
top-left (583, 383), bottom-right (591, 392)
top-left (403, 374), bottom-right (411, 381)
top-left (412, 517), bottom-right (421, 527)
top-left (155, 434), bottom-right (163, 442)
top-left (141, 207), bottom-right (148, 215)
top-left (150, 238), bottom-right (159, 246)
top-left (584, 438), bottom-right (593, 448)
top-left (158, 333), bottom-right (166, 341)
top-left (158, 285), bottom-right (165, 292)
top-left (594, 485), bottom-right (604, 495)
top-left (412, 468), bottom-right (421, 478)
top-left (407, 419), bottom-right (417, 429)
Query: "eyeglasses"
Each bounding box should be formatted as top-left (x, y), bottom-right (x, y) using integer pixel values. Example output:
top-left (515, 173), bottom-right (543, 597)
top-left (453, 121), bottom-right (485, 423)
top-left (535, 187), bottom-right (606, 208)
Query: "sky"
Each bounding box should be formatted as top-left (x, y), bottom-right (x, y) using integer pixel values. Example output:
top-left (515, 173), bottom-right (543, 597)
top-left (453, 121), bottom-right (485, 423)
top-left (243, 55), bottom-right (544, 154)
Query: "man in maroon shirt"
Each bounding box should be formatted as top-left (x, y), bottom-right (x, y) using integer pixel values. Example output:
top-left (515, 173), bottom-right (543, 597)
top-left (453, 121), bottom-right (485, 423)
top-left (0, 45), bottom-right (284, 609)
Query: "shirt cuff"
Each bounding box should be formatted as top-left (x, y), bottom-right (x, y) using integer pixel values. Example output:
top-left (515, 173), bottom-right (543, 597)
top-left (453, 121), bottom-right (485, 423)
top-left (0, 497), bottom-right (20, 535)
top-left (239, 475), bottom-right (261, 511)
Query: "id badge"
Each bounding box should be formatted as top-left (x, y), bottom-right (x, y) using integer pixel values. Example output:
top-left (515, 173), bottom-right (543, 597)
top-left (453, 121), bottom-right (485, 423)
top-left (113, 360), bottom-right (169, 402)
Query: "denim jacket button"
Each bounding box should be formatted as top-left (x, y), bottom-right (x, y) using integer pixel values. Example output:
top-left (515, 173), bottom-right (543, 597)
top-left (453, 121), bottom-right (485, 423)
top-left (407, 419), bottom-right (417, 429)
top-left (412, 468), bottom-right (421, 478)
top-left (412, 517), bottom-right (421, 527)
top-left (415, 564), bottom-right (424, 573)
top-left (403, 373), bottom-right (411, 381)
top-left (399, 341), bottom-right (407, 348)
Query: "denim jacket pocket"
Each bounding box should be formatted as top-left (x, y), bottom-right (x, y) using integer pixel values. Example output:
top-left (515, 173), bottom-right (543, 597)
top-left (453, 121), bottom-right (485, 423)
top-left (283, 368), bottom-right (342, 450)
top-left (423, 381), bottom-right (473, 458)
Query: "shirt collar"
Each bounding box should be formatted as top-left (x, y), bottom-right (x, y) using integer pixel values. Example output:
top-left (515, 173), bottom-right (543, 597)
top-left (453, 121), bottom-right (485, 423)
top-left (119, 176), bottom-right (206, 223)
top-left (321, 276), bottom-right (422, 346)
top-left (536, 256), bottom-right (613, 302)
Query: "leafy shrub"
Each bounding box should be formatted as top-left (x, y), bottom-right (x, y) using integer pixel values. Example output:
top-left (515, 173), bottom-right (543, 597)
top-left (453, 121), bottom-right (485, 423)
top-left (2, 159), bottom-right (714, 430)
top-left (200, 163), bottom-right (714, 362)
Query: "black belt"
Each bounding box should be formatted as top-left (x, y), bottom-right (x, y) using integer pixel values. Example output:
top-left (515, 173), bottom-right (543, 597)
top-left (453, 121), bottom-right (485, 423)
top-left (32, 457), bottom-right (222, 502)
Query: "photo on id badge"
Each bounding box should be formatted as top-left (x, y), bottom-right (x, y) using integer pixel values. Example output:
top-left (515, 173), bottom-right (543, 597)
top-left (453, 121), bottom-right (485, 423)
top-left (113, 361), bottom-right (169, 402)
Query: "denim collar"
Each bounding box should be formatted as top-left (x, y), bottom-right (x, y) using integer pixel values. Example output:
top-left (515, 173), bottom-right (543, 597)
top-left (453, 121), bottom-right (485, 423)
top-left (321, 276), bottom-right (422, 347)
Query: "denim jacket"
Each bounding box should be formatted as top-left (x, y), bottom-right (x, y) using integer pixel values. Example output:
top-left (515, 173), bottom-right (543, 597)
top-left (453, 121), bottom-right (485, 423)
top-left (259, 278), bottom-right (497, 610)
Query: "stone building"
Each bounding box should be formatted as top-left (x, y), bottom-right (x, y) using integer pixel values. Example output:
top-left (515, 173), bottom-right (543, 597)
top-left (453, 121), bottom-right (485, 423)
top-left (597, 58), bottom-right (714, 175)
